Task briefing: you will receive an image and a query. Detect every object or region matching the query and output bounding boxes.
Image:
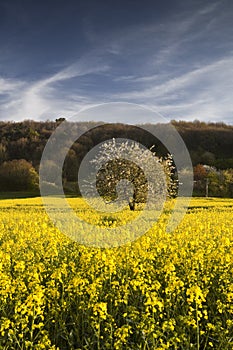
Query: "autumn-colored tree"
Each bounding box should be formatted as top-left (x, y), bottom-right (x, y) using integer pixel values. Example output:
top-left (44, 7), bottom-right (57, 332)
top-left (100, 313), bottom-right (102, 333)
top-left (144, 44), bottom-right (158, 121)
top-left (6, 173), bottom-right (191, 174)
top-left (193, 164), bottom-right (208, 196)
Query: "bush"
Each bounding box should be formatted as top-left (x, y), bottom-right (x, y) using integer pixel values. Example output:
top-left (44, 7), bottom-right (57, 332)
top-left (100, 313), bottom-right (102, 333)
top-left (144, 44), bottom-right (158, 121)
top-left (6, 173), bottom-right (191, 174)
top-left (0, 159), bottom-right (39, 191)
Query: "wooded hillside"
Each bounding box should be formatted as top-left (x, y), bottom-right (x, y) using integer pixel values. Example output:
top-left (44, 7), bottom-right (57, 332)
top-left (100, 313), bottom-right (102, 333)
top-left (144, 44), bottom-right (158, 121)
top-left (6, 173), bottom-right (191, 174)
top-left (0, 119), bottom-right (232, 196)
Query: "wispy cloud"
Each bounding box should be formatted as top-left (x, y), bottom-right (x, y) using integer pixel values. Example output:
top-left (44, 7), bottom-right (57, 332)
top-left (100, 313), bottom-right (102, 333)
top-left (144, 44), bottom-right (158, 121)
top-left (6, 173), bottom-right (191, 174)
top-left (0, 78), bottom-right (24, 94)
top-left (0, 57), bottom-right (109, 120)
top-left (109, 55), bottom-right (233, 122)
top-left (114, 56), bottom-right (233, 98)
top-left (0, 0), bottom-right (232, 124)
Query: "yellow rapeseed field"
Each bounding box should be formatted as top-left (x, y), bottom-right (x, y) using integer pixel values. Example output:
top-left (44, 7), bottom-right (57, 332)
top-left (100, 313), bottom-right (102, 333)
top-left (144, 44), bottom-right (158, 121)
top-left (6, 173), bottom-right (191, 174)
top-left (0, 197), bottom-right (233, 349)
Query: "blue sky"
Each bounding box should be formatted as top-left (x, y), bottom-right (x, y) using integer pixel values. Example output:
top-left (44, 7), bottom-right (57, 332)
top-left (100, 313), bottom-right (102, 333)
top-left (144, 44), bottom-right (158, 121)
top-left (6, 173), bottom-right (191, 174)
top-left (0, 0), bottom-right (233, 123)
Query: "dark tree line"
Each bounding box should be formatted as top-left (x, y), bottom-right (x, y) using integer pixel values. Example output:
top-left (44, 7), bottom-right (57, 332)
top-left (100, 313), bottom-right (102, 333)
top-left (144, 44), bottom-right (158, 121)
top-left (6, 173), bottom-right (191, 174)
top-left (0, 119), bottom-right (232, 196)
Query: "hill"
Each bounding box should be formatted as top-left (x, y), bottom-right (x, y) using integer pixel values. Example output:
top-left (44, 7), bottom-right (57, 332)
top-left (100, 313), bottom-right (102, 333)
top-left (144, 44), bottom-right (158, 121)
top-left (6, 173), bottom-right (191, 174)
top-left (0, 119), bottom-right (232, 196)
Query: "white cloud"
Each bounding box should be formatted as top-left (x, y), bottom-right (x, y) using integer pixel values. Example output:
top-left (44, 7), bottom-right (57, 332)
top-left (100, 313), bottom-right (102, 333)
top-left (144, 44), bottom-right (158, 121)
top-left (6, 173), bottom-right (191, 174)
top-left (0, 1), bottom-right (232, 124)
top-left (107, 55), bottom-right (233, 123)
top-left (0, 78), bottom-right (24, 94)
top-left (2, 53), bottom-right (232, 123)
top-left (0, 58), bottom-right (109, 121)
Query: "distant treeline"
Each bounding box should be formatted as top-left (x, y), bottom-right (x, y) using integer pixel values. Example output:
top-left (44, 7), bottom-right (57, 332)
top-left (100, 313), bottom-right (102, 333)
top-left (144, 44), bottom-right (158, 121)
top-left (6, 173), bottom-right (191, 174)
top-left (0, 119), bottom-right (232, 195)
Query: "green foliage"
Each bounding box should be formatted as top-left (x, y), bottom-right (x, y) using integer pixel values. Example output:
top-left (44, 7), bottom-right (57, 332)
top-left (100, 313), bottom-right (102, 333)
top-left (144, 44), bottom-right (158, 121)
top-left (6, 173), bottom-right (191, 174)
top-left (0, 120), bottom-right (232, 196)
top-left (0, 159), bottom-right (39, 191)
top-left (194, 164), bottom-right (233, 197)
